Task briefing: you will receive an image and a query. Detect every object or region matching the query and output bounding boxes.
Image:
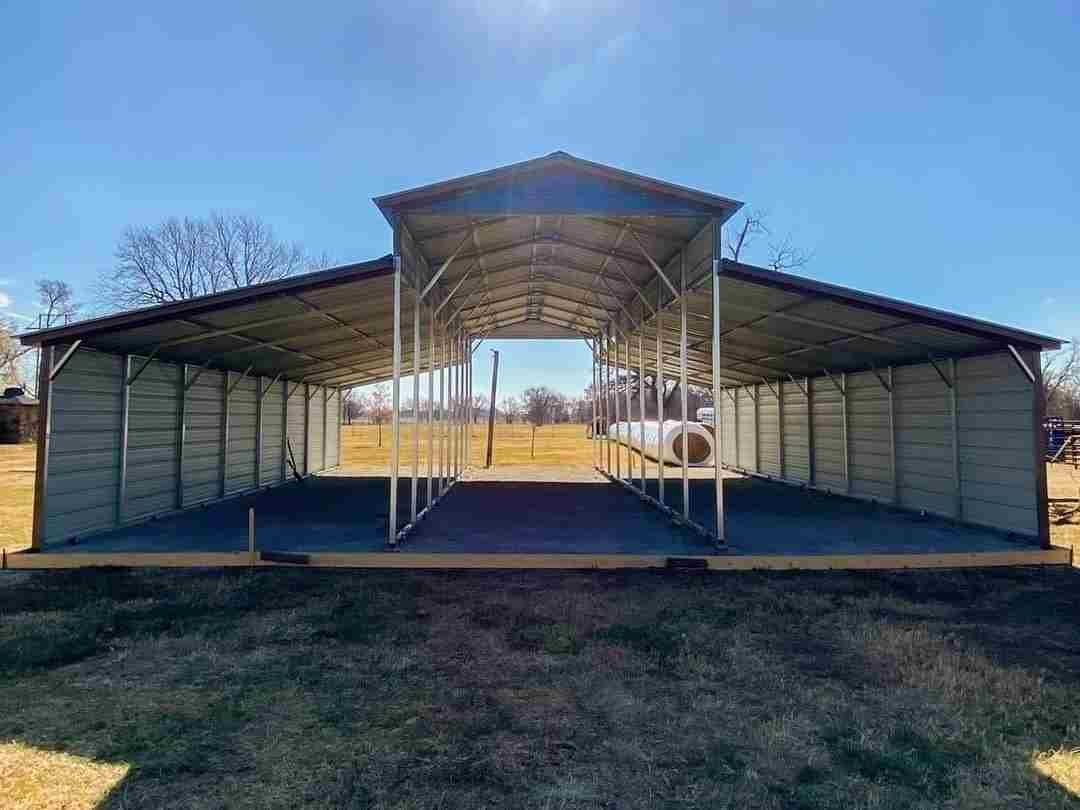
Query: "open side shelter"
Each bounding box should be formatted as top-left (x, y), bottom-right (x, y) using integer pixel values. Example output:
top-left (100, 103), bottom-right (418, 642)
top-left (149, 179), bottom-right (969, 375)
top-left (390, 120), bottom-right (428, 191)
top-left (11, 152), bottom-right (1069, 570)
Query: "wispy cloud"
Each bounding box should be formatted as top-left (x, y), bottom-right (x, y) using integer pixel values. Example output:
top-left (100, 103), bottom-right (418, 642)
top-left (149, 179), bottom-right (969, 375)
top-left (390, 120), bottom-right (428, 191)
top-left (0, 291), bottom-right (11, 308)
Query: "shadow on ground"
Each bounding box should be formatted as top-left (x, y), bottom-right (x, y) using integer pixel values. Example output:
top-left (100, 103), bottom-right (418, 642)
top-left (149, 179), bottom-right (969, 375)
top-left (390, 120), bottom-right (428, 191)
top-left (1, 566), bottom-right (1079, 808)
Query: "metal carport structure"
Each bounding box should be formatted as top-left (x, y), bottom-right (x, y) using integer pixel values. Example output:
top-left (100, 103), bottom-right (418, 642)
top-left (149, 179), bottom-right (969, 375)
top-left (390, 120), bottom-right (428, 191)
top-left (11, 151), bottom-right (1069, 569)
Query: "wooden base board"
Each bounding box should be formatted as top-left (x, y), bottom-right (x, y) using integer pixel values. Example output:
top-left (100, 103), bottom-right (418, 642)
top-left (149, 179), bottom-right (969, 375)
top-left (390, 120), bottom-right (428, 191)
top-left (4, 547), bottom-right (1071, 571)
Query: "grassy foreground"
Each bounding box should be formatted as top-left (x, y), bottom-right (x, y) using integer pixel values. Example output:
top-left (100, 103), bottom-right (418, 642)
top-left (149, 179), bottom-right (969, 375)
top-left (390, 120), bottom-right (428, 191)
top-left (2, 566), bottom-right (1080, 808)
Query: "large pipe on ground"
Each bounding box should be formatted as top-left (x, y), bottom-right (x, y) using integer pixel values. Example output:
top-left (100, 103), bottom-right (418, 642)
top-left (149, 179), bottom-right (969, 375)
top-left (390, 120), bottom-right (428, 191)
top-left (610, 420), bottom-right (715, 467)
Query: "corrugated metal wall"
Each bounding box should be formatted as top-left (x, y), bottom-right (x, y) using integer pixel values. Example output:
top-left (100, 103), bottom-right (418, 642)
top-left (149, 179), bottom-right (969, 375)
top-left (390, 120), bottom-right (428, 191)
top-left (40, 347), bottom-right (340, 546)
top-left (309, 388), bottom-right (325, 473)
top-left (125, 358), bottom-right (180, 521)
top-left (287, 385), bottom-right (308, 475)
top-left (326, 388), bottom-right (340, 467)
top-left (183, 368), bottom-right (224, 506)
top-left (225, 373), bottom-right (258, 494)
top-left (259, 379), bottom-right (285, 486)
top-left (717, 352), bottom-right (1039, 537)
top-left (42, 347), bottom-right (123, 541)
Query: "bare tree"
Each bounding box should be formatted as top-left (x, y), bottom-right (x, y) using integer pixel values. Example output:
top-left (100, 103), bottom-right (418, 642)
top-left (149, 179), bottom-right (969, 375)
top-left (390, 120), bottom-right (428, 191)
top-left (725, 209), bottom-right (810, 271)
top-left (500, 395), bottom-right (520, 424)
top-left (344, 388), bottom-right (368, 425)
top-left (369, 384), bottom-right (391, 447)
top-left (1043, 342), bottom-right (1080, 416)
top-left (0, 320), bottom-right (24, 389)
top-left (98, 212), bottom-right (312, 310)
top-left (36, 280), bottom-right (79, 327)
top-left (522, 386), bottom-right (562, 427)
top-left (472, 393), bottom-right (488, 424)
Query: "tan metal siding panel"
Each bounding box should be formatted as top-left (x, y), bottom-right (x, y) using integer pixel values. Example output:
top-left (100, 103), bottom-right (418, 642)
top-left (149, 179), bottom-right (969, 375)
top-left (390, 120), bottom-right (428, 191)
top-left (810, 377), bottom-right (845, 490)
top-left (757, 386), bottom-right (781, 477)
top-left (183, 369), bottom-right (223, 505)
top-left (781, 381), bottom-right (810, 482)
top-left (287, 385), bottom-right (307, 474)
top-left (846, 371), bottom-right (894, 502)
top-left (736, 387), bottom-right (756, 471)
top-left (226, 374), bottom-right (257, 493)
top-left (309, 387), bottom-right (326, 472)
top-left (44, 348), bottom-right (123, 543)
top-left (259, 378), bottom-right (285, 485)
top-left (326, 388), bottom-right (340, 467)
top-left (894, 364), bottom-right (954, 516)
top-left (956, 352), bottom-right (1037, 535)
top-left (720, 393), bottom-right (737, 466)
top-left (125, 359), bottom-right (180, 521)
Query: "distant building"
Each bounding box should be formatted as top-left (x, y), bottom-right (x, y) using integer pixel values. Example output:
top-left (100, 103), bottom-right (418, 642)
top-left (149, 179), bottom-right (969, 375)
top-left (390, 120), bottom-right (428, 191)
top-left (0, 387), bottom-right (39, 443)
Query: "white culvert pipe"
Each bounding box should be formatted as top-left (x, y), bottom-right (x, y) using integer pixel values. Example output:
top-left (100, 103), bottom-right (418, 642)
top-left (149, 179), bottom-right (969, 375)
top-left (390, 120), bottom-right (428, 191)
top-left (610, 420), bottom-right (715, 467)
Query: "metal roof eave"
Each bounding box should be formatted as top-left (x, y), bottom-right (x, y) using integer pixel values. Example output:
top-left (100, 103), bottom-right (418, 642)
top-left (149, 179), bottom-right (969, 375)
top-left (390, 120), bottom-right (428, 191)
top-left (17, 255), bottom-right (395, 347)
top-left (704, 260), bottom-right (1062, 352)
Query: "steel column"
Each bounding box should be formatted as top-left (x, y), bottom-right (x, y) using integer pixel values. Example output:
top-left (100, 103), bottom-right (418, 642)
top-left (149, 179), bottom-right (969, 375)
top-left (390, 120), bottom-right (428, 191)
top-left (711, 225), bottom-right (725, 544)
top-left (221, 370), bottom-right (230, 498)
top-left (680, 252), bottom-right (689, 520)
top-left (950, 358), bottom-right (962, 519)
top-left (623, 326), bottom-right (633, 484)
top-left (617, 330), bottom-right (626, 481)
top-left (388, 254), bottom-right (402, 544)
top-left (255, 376), bottom-right (264, 487)
top-left (427, 306), bottom-right (435, 507)
top-left (638, 329), bottom-right (646, 492)
top-left (411, 282), bottom-right (420, 523)
top-left (118, 355), bottom-right (132, 523)
top-left (656, 282), bottom-right (665, 505)
top-left (29, 346), bottom-right (54, 550)
top-left (841, 372), bottom-right (850, 493)
top-left (888, 366), bottom-right (897, 503)
top-left (177, 364), bottom-right (187, 509)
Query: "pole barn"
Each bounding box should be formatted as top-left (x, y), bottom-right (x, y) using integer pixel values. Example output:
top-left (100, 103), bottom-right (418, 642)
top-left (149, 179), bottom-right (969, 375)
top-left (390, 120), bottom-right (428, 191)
top-left (12, 152), bottom-right (1068, 570)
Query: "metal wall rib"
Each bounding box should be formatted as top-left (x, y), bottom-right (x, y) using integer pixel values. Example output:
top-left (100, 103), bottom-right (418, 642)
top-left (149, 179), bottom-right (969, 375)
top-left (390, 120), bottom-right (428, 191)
top-left (39, 347), bottom-right (340, 547)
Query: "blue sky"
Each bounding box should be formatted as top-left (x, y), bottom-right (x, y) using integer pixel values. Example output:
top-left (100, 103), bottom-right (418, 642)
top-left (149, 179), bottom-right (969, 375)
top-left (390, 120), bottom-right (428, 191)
top-left (3, 2), bottom-right (1078, 398)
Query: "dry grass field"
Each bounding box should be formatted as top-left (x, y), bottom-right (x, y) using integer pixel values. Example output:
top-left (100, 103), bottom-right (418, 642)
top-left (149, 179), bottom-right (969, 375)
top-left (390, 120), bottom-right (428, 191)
top-left (2, 433), bottom-right (1080, 808)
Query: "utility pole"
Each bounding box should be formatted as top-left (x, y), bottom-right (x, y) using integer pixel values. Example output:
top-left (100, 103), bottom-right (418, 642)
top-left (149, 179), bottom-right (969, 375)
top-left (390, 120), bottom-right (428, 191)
top-left (485, 349), bottom-right (499, 468)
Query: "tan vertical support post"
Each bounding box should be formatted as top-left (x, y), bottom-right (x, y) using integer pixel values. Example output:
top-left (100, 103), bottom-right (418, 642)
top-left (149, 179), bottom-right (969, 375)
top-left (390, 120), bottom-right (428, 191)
top-left (806, 377), bottom-right (814, 485)
top-left (177, 364), bottom-right (187, 508)
top-left (679, 252), bottom-right (689, 520)
top-left (449, 329), bottom-right (456, 480)
top-left (1032, 354), bottom-right (1051, 548)
top-left (638, 328), bottom-right (646, 493)
top-left (656, 282), bottom-right (665, 505)
top-left (603, 329), bottom-right (611, 473)
top-left (304, 383), bottom-right (310, 476)
top-left (322, 386), bottom-right (328, 471)
top-left (590, 338), bottom-right (598, 468)
top-left (221, 370), bottom-right (230, 498)
top-left (411, 280), bottom-right (420, 523)
top-left (623, 327), bottom-right (633, 485)
top-left (388, 251), bottom-right (402, 545)
top-left (711, 223), bottom-right (725, 543)
top-left (888, 367), bottom-right (897, 504)
top-left (950, 358), bottom-right (961, 519)
top-left (614, 326), bottom-right (622, 480)
top-left (438, 318), bottom-right (445, 494)
top-left (280, 379), bottom-right (287, 483)
top-left (733, 387), bottom-right (739, 467)
top-left (255, 376), bottom-right (263, 486)
top-left (753, 384), bottom-right (760, 473)
top-left (118, 355), bottom-right (132, 523)
top-left (841, 372), bottom-right (850, 493)
top-left (427, 307), bottom-right (435, 507)
top-left (777, 378), bottom-right (785, 478)
top-left (30, 346), bottom-right (54, 550)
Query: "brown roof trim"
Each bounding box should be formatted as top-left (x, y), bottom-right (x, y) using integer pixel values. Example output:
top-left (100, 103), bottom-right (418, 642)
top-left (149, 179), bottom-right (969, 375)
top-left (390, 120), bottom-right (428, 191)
top-left (18, 255), bottom-right (394, 347)
top-left (713, 259), bottom-right (1061, 351)
top-left (373, 151), bottom-right (744, 223)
